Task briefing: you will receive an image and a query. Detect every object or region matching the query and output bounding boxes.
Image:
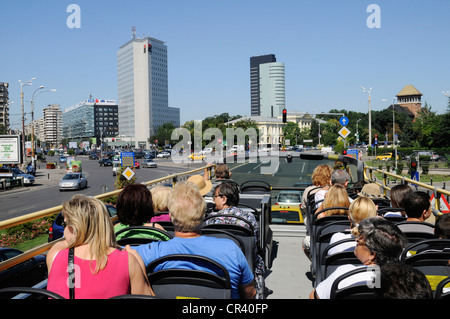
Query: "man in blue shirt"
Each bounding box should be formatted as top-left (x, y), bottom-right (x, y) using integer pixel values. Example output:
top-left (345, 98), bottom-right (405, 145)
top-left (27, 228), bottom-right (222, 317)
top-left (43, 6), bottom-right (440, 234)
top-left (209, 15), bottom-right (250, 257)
top-left (130, 181), bottom-right (256, 299)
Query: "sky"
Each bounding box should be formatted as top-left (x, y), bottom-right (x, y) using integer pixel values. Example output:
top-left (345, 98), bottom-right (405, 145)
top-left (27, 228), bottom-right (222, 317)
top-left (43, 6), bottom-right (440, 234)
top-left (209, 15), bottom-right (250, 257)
top-left (1, 0), bottom-right (449, 130)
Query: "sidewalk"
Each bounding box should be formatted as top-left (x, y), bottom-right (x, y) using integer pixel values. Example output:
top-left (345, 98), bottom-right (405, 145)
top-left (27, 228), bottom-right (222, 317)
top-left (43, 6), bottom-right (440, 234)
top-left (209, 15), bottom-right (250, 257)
top-left (0, 166), bottom-right (66, 194)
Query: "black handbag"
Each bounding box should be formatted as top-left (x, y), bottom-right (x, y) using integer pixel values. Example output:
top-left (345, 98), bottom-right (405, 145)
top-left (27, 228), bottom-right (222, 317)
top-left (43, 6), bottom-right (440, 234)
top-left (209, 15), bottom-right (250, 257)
top-left (68, 247), bottom-right (75, 299)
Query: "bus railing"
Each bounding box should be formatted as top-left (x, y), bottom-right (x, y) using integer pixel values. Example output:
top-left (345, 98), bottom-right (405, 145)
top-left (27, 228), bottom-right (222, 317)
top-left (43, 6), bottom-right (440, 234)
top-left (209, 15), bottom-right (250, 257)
top-left (364, 166), bottom-right (450, 214)
top-left (0, 164), bottom-right (214, 273)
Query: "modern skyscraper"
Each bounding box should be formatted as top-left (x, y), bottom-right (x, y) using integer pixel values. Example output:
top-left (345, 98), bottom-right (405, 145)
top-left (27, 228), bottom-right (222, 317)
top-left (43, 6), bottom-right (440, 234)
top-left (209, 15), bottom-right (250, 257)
top-left (250, 54), bottom-right (286, 118)
top-left (117, 32), bottom-right (179, 148)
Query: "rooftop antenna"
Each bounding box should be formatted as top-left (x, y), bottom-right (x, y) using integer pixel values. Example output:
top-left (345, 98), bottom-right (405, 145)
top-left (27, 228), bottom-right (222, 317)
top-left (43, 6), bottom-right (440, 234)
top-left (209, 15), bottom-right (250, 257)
top-left (131, 26), bottom-right (136, 40)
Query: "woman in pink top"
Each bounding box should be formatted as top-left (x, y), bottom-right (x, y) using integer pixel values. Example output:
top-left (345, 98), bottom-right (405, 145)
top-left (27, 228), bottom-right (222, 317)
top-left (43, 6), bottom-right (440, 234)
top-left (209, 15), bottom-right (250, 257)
top-left (46, 194), bottom-right (153, 299)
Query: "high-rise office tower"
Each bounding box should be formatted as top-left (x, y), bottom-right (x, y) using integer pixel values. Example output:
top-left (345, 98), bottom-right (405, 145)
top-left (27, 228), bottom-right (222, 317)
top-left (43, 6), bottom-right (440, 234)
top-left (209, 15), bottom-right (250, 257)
top-left (250, 54), bottom-right (286, 117)
top-left (117, 31), bottom-right (180, 148)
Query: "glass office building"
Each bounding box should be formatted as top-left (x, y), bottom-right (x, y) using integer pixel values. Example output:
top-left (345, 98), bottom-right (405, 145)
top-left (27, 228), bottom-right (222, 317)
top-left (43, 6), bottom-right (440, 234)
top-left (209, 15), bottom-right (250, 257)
top-left (63, 99), bottom-right (118, 146)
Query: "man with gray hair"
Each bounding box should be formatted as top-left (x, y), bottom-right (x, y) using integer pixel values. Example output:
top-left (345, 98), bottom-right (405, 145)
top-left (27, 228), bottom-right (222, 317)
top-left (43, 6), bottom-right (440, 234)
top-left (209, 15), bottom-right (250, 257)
top-left (331, 169), bottom-right (350, 187)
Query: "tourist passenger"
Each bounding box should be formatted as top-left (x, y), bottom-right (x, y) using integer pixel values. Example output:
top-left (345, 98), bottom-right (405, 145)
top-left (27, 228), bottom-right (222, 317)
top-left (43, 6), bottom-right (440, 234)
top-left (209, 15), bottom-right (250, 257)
top-left (327, 196), bottom-right (378, 255)
top-left (150, 185), bottom-right (172, 223)
top-left (301, 164), bottom-right (333, 258)
top-left (114, 184), bottom-right (169, 241)
top-left (314, 169), bottom-right (352, 210)
top-left (435, 213), bottom-right (450, 239)
top-left (205, 181), bottom-right (266, 298)
top-left (399, 191), bottom-right (434, 235)
top-left (300, 164), bottom-right (333, 217)
top-left (315, 184), bottom-right (351, 219)
top-left (46, 194), bottom-right (152, 299)
top-left (309, 217), bottom-right (406, 299)
top-left (130, 182), bottom-right (256, 299)
top-left (203, 163), bottom-right (235, 196)
top-left (383, 184), bottom-right (413, 217)
top-left (375, 262), bottom-right (432, 299)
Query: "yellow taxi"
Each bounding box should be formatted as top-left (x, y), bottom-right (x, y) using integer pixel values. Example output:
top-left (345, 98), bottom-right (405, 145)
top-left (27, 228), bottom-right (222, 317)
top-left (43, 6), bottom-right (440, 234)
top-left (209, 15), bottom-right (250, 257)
top-left (189, 153), bottom-right (205, 161)
top-left (271, 190), bottom-right (304, 224)
top-left (375, 152), bottom-right (399, 161)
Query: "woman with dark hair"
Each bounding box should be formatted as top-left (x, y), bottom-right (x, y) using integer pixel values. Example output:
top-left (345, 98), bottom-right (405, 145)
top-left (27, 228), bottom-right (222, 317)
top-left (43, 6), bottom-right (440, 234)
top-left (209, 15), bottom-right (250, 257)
top-left (114, 184), bottom-right (169, 241)
top-left (206, 181), bottom-right (266, 298)
top-left (384, 184), bottom-right (413, 217)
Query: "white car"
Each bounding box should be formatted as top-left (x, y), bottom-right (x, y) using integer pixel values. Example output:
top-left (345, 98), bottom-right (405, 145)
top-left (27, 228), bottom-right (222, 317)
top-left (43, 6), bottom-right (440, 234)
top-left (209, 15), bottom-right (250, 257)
top-left (142, 159), bottom-right (157, 168)
top-left (157, 151), bottom-right (171, 158)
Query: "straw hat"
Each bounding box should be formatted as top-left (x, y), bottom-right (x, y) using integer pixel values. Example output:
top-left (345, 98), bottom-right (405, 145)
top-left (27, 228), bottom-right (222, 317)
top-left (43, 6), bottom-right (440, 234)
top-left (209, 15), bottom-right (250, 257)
top-left (187, 175), bottom-right (212, 196)
top-left (358, 183), bottom-right (383, 198)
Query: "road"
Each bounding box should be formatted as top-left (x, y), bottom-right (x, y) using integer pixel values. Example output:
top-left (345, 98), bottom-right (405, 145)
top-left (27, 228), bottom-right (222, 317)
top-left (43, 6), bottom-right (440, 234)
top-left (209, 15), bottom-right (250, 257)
top-left (0, 155), bottom-right (207, 222)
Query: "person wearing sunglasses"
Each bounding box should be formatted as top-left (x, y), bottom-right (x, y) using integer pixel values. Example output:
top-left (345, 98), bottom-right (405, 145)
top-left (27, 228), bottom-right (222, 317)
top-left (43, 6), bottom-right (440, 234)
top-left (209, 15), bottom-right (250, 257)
top-left (46, 194), bottom-right (152, 299)
top-left (310, 217), bottom-right (406, 299)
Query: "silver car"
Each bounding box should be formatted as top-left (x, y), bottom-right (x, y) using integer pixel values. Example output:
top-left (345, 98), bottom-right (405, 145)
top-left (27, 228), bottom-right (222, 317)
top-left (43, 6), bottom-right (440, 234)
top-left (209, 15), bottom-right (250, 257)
top-left (59, 172), bottom-right (88, 191)
top-left (142, 159), bottom-right (157, 168)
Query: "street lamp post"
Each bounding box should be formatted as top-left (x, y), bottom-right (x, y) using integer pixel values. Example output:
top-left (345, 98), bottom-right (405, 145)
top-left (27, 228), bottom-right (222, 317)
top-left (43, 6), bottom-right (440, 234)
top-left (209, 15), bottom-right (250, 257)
top-left (392, 97), bottom-right (397, 171)
top-left (30, 87), bottom-right (56, 167)
top-left (356, 118), bottom-right (361, 142)
top-left (360, 86), bottom-right (372, 150)
top-left (19, 77), bottom-right (36, 165)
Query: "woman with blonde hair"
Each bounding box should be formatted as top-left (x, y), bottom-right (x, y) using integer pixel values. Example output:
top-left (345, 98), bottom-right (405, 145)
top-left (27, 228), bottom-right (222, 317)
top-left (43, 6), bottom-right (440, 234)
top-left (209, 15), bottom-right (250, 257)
top-left (315, 184), bottom-right (351, 219)
top-left (327, 196), bottom-right (378, 255)
top-left (46, 194), bottom-right (152, 299)
top-left (150, 185), bottom-right (172, 222)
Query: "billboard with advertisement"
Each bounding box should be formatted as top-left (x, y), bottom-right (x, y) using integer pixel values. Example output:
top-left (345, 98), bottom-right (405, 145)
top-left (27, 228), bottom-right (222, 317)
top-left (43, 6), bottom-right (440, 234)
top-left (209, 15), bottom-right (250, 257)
top-left (0, 135), bottom-right (22, 164)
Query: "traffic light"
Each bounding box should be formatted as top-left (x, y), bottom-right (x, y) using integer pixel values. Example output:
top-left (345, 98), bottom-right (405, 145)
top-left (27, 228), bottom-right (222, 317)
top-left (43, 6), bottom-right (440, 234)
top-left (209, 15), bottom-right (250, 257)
top-left (410, 160), bottom-right (417, 179)
top-left (282, 108), bottom-right (287, 123)
top-left (342, 150), bottom-right (347, 155)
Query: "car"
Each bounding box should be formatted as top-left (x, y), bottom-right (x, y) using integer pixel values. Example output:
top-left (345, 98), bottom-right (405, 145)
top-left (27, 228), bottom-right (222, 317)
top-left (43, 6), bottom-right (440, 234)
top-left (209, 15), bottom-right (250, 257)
top-left (48, 205), bottom-right (118, 242)
top-left (142, 159), bottom-right (157, 168)
top-left (200, 148), bottom-right (213, 155)
top-left (275, 190), bottom-right (303, 205)
top-left (58, 172), bottom-right (88, 191)
top-left (98, 158), bottom-right (112, 166)
top-left (134, 151), bottom-right (145, 159)
top-left (431, 152), bottom-right (441, 161)
top-left (144, 152), bottom-right (156, 159)
top-left (89, 152), bottom-right (99, 160)
top-left (189, 153), bottom-right (205, 161)
top-left (157, 151), bottom-right (171, 158)
top-left (0, 248), bottom-right (47, 291)
top-left (89, 152), bottom-right (100, 160)
top-left (58, 156), bottom-right (67, 163)
top-left (10, 167), bottom-right (35, 185)
top-left (271, 190), bottom-right (303, 224)
top-left (375, 153), bottom-right (398, 161)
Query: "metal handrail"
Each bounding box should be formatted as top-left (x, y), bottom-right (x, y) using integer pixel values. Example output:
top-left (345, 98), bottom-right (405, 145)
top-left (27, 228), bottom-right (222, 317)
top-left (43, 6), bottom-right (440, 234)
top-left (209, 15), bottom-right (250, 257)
top-left (364, 166), bottom-right (450, 213)
top-left (0, 164), bottom-right (214, 273)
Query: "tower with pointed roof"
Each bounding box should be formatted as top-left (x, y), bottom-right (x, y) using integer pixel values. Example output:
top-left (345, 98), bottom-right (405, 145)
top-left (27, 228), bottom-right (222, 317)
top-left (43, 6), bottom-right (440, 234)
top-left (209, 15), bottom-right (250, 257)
top-left (396, 85), bottom-right (422, 117)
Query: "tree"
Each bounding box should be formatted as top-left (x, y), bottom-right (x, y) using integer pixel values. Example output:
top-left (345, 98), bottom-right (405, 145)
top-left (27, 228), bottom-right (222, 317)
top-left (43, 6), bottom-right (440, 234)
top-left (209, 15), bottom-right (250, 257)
top-left (282, 122), bottom-right (301, 146)
top-left (149, 122), bottom-right (176, 146)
